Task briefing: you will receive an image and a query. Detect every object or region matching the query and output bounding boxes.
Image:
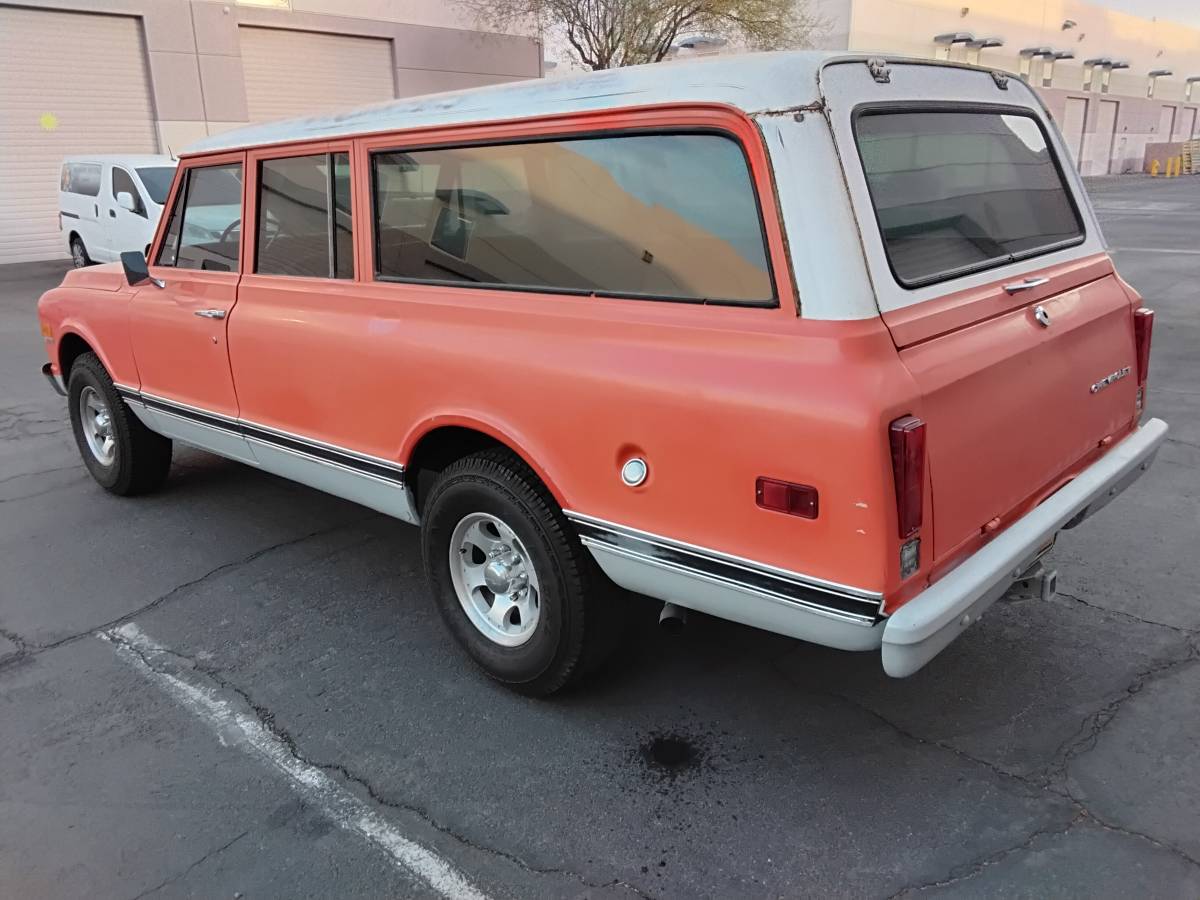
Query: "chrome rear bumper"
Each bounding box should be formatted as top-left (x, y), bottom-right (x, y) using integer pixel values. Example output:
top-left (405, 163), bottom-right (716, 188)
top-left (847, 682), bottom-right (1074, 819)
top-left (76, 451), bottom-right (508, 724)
top-left (881, 418), bottom-right (1169, 677)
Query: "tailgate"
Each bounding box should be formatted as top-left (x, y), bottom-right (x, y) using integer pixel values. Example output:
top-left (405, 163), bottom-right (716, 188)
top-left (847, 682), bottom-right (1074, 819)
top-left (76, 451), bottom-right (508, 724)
top-left (819, 58), bottom-right (1137, 562)
top-left (887, 262), bottom-right (1138, 559)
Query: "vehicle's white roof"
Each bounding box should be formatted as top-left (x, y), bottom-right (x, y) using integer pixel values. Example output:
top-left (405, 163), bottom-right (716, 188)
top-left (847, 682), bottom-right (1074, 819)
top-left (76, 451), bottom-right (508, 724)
top-left (186, 50), bottom-right (850, 155)
top-left (63, 154), bottom-right (177, 166)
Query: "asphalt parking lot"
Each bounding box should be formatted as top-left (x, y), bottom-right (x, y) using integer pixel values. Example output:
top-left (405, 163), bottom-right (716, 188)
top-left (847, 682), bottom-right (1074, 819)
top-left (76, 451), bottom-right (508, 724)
top-left (2, 174), bottom-right (1199, 899)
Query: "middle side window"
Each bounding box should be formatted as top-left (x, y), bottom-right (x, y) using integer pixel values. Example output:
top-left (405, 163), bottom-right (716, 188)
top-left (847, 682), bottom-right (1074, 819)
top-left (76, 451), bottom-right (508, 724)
top-left (257, 152), bottom-right (353, 279)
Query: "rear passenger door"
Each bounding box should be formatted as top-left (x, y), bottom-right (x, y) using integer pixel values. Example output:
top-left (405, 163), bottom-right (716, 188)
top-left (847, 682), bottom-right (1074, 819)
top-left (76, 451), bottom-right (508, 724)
top-left (225, 143), bottom-right (385, 468)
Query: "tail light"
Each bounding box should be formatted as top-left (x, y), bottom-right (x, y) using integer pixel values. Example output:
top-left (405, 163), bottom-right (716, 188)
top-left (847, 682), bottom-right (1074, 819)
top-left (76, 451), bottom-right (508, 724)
top-left (889, 415), bottom-right (926, 539)
top-left (1133, 308), bottom-right (1154, 412)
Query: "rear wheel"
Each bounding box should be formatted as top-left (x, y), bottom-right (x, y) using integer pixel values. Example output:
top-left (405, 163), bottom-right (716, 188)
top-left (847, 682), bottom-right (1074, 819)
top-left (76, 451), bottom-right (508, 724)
top-left (70, 236), bottom-right (91, 268)
top-left (67, 352), bottom-right (172, 495)
top-left (420, 449), bottom-right (621, 695)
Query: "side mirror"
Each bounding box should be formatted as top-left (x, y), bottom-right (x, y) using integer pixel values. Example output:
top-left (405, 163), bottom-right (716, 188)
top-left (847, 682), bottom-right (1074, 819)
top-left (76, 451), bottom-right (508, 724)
top-left (116, 191), bottom-right (137, 213)
top-left (120, 250), bottom-right (164, 289)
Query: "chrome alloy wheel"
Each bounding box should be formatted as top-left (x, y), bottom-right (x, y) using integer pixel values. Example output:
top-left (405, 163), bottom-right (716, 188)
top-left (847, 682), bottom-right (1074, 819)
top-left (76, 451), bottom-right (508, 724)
top-left (71, 240), bottom-right (87, 268)
top-left (449, 512), bottom-right (542, 647)
top-left (79, 385), bottom-right (117, 466)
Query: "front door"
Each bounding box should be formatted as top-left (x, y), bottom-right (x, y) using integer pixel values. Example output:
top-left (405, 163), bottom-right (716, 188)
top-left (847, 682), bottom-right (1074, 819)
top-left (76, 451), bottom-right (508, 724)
top-left (129, 155), bottom-right (246, 453)
top-left (106, 166), bottom-right (149, 259)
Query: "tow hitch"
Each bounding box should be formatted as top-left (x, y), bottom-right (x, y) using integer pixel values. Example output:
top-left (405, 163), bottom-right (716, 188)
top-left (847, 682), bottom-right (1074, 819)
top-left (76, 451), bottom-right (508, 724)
top-left (1006, 560), bottom-right (1058, 603)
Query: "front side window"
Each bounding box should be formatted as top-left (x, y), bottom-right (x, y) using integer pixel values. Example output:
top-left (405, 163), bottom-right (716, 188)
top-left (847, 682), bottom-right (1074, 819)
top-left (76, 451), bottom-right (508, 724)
top-left (136, 166), bottom-right (176, 205)
top-left (372, 132), bottom-right (774, 305)
top-left (854, 110), bottom-right (1085, 287)
top-left (112, 168), bottom-right (146, 217)
top-left (256, 152), bottom-right (353, 279)
top-left (156, 163), bottom-right (243, 271)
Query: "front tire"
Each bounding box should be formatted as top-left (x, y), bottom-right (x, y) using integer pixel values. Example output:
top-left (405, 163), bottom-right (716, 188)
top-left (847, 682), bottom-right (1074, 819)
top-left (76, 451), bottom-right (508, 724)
top-left (421, 449), bottom-right (619, 696)
top-left (67, 353), bottom-right (172, 495)
top-left (70, 236), bottom-right (91, 268)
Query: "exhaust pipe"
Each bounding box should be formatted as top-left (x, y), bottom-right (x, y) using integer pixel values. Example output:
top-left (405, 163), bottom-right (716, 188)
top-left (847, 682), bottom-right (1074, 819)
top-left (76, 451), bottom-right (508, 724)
top-left (659, 602), bottom-right (688, 632)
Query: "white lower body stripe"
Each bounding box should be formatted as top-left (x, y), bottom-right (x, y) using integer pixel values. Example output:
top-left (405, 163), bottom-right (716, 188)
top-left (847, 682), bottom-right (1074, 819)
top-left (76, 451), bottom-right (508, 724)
top-left (99, 623), bottom-right (487, 900)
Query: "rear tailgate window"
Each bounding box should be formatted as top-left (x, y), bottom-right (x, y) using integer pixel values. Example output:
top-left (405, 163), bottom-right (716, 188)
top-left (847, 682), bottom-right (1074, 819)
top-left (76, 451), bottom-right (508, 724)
top-left (854, 109), bottom-right (1085, 288)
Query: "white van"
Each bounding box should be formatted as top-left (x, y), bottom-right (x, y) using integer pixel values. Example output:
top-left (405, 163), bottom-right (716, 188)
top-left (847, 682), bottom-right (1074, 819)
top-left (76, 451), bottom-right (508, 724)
top-left (60, 156), bottom-right (177, 267)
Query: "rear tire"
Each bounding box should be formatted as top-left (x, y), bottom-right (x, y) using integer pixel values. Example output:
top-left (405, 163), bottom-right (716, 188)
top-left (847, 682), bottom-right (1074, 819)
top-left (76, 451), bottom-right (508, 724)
top-left (420, 449), bottom-right (621, 696)
top-left (67, 352), bottom-right (172, 496)
top-left (70, 236), bottom-right (91, 268)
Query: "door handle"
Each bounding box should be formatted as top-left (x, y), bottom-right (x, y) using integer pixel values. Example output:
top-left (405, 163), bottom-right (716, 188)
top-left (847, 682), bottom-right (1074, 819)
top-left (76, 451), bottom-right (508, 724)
top-left (194, 309), bottom-right (227, 319)
top-left (1003, 276), bottom-right (1050, 293)
top-left (108, 209), bottom-right (117, 218)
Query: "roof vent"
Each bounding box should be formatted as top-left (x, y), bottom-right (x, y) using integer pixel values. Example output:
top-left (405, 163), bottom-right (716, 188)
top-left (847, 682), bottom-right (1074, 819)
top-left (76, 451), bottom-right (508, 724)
top-left (867, 58), bottom-right (891, 84)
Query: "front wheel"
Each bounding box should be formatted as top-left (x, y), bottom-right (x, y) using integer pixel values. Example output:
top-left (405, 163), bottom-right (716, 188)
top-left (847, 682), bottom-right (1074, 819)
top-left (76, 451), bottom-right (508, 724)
top-left (420, 449), bottom-right (620, 695)
top-left (70, 236), bottom-right (91, 268)
top-left (67, 352), bottom-right (172, 495)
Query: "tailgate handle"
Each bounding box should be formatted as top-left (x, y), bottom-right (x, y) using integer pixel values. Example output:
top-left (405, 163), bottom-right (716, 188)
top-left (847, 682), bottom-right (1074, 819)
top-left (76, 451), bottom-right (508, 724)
top-left (1003, 276), bottom-right (1050, 293)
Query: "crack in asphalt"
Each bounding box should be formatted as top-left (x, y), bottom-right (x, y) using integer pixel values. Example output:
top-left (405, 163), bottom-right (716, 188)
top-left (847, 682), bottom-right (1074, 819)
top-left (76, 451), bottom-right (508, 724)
top-left (128, 830), bottom-right (250, 900)
top-left (116, 634), bottom-right (653, 900)
top-left (0, 517), bottom-right (373, 665)
top-left (886, 810), bottom-right (1088, 898)
top-left (775, 629), bottom-right (1200, 893)
top-left (1055, 590), bottom-right (1199, 635)
top-left (1047, 632), bottom-right (1199, 786)
top-left (0, 476), bottom-right (89, 504)
top-left (0, 462), bottom-right (80, 485)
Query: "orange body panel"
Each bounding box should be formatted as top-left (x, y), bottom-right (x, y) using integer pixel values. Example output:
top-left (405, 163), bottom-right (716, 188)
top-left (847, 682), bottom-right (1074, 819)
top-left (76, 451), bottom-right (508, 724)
top-left (36, 99), bottom-right (1144, 618)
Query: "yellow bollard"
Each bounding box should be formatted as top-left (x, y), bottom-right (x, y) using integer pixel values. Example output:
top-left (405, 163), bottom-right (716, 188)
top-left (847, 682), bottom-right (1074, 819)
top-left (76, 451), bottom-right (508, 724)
top-left (1150, 159), bottom-right (1160, 176)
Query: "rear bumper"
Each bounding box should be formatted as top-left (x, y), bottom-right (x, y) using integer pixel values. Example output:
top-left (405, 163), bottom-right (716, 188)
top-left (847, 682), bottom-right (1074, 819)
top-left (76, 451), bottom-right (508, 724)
top-left (881, 417), bottom-right (1169, 677)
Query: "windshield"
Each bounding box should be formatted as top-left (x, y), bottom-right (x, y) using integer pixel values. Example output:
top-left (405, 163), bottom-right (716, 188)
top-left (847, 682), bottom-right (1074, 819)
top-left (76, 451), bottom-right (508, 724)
top-left (136, 166), bottom-right (177, 205)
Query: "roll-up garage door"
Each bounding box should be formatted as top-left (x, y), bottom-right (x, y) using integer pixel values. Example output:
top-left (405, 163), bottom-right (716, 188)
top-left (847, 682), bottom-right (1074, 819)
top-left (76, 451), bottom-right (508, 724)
top-left (240, 27), bottom-right (395, 122)
top-left (0, 7), bottom-right (158, 263)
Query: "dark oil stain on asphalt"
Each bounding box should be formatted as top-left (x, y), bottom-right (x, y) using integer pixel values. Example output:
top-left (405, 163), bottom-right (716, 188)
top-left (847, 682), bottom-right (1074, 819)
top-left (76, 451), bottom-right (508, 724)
top-left (639, 733), bottom-right (703, 777)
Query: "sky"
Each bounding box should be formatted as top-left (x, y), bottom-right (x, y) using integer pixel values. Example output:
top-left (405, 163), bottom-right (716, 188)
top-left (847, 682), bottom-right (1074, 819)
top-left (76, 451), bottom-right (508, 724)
top-left (1091, 0), bottom-right (1200, 28)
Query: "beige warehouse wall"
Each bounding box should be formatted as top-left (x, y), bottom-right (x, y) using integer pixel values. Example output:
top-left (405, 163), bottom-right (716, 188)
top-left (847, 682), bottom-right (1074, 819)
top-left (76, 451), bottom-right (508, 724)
top-left (2, 0), bottom-right (542, 156)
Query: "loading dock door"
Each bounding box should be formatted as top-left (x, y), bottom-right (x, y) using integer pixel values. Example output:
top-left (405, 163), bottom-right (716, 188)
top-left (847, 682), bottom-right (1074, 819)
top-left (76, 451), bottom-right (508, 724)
top-left (239, 27), bottom-right (396, 122)
top-left (0, 6), bottom-right (158, 263)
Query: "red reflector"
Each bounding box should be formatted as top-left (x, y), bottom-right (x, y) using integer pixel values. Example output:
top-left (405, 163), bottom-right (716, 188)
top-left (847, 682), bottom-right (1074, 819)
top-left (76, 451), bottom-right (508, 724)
top-left (756, 478), bottom-right (818, 519)
top-left (1133, 307), bottom-right (1154, 388)
top-left (889, 415), bottom-right (926, 539)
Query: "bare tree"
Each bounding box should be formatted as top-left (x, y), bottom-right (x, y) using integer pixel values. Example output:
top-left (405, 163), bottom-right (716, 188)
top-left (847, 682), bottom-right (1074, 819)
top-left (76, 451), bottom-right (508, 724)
top-left (468, 0), bottom-right (825, 70)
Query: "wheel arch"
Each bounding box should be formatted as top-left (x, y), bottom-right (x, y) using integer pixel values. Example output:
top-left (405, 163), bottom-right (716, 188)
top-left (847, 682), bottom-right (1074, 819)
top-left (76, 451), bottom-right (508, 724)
top-left (403, 416), bottom-right (568, 516)
top-left (57, 329), bottom-right (97, 384)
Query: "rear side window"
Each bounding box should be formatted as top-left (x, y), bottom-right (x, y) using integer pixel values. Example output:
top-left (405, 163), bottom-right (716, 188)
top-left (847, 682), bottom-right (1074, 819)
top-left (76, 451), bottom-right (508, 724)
top-left (61, 163), bottom-right (101, 196)
top-left (854, 110), bottom-right (1084, 288)
top-left (256, 152), bottom-right (353, 279)
top-left (372, 133), bottom-right (774, 305)
top-left (156, 163), bottom-right (243, 271)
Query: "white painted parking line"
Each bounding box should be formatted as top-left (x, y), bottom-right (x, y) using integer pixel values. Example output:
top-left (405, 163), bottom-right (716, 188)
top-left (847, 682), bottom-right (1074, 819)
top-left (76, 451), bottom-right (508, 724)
top-left (1109, 247), bottom-right (1200, 255)
top-left (99, 623), bottom-right (488, 900)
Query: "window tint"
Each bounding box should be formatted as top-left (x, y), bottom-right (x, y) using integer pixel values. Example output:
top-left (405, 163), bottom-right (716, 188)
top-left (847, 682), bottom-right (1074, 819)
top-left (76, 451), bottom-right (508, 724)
top-left (854, 110), bottom-right (1084, 287)
top-left (112, 168), bottom-right (146, 217)
top-left (256, 152), bottom-right (353, 279)
top-left (372, 133), bottom-right (773, 304)
top-left (136, 166), bottom-right (176, 205)
top-left (156, 163), bottom-right (243, 271)
top-left (61, 163), bottom-right (101, 196)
